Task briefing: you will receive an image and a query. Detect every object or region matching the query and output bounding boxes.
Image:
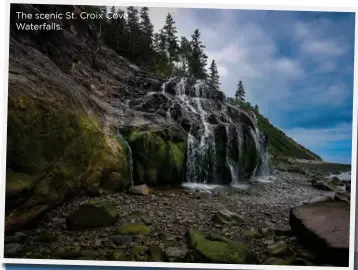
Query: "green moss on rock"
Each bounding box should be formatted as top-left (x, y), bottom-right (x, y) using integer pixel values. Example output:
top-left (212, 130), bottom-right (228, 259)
top-left (128, 130), bottom-right (186, 186)
top-left (66, 200), bottom-right (118, 230)
top-left (187, 228), bottom-right (258, 264)
top-left (118, 222), bottom-right (151, 236)
top-left (6, 90), bottom-right (131, 232)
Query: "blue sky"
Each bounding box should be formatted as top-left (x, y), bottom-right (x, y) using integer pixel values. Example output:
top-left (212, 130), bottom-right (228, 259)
top-left (146, 7), bottom-right (355, 164)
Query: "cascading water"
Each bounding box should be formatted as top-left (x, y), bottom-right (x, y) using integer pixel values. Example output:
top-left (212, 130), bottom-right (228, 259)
top-left (116, 132), bottom-right (134, 186)
top-left (163, 78), bottom-right (216, 183)
top-left (225, 123), bottom-right (240, 185)
top-left (160, 77), bottom-right (270, 187)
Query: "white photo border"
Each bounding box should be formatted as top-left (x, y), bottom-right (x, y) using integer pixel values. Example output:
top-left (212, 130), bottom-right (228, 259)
top-left (0, 0), bottom-right (357, 270)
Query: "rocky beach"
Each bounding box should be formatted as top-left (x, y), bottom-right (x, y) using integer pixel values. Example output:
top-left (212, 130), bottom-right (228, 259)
top-left (4, 161), bottom-right (351, 266)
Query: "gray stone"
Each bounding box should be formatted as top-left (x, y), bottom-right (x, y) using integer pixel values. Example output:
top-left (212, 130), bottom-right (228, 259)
top-left (165, 246), bottom-right (188, 262)
top-left (110, 235), bottom-right (133, 245)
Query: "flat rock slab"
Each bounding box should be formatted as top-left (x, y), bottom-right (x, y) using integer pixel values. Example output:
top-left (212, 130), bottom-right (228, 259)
top-left (289, 201), bottom-right (350, 266)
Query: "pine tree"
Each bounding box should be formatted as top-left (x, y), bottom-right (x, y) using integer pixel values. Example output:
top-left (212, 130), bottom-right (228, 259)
top-left (254, 104), bottom-right (259, 112)
top-left (172, 36), bottom-right (191, 76)
top-left (235, 80), bottom-right (246, 102)
top-left (139, 7), bottom-right (153, 48)
top-left (153, 30), bottom-right (170, 76)
top-left (126, 6), bottom-right (141, 62)
top-left (208, 59), bottom-right (220, 90)
top-left (162, 13), bottom-right (179, 72)
top-left (189, 29), bottom-right (208, 79)
top-left (139, 7), bottom-right (155, 70)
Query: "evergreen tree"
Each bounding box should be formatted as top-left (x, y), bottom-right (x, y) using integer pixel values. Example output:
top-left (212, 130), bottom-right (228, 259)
top-left (139, 7), bottom-right (155, 70)
top-left (254, 104), bottom-right (259, 112)
top-left (162, 13), bottom-right (179, 72)
top-left (126, 6), bottom-right (141, 62)
top-left (104, 7), bottom-right (127, 54)
top-left (235, 80), bottom-right (245, 102)
top-left (172, 36), bottom-right (191, 76)
top-left (139, 7), bottom-right (153, 48)
top-left (208, 59), bottom-right (220, 90)
top-left (189, 29), bottom-right (208, 79)
top-left (153, 30), bottom-right (170, 76)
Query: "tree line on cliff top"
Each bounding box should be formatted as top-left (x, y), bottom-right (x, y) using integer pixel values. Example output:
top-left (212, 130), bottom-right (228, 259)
top-left (86, 6), bottom-right (256, 108)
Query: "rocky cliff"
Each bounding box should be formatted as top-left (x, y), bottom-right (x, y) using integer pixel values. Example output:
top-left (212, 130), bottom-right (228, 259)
top-left (6, 4), bottom-right (268, 232)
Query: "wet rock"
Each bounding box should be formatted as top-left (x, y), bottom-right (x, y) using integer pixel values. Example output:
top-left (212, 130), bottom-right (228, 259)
top-left (165, 246), bottom-right (188, 262)
top-left (243, 228), bottom-right (262, 238)
top-left (305, 195), bottom-right (333, 205)
top-left (128, 184), bottom-right (150, 196)
top-left (66, 200), bottom-right (118, 229)
top-left (312, 180), bottom-right (338, 192)
top-left (289, 201), bottom-right (349, 266)
top-left (267, 241), bottom-right (288, 256)
top-left (334, 191), bottom-right (350, 203)
top-left (212, 209), bottom-right (244, 225)
top-left (110, 235), bottom-right (132, 245)
top-left (187, 228), bottom-right (258, 264)
top-left (117, 222), bottom-right (151, 235)
top-left (330, 177), bottom-right (342, 186)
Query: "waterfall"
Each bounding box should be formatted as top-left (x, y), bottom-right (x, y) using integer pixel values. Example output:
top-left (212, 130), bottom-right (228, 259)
top-left (225, 123), bottom-right (240, 185)
top-left (160, 77), bottom-right (270, 186)
top-left (116, 132), bottom-right (134, 186)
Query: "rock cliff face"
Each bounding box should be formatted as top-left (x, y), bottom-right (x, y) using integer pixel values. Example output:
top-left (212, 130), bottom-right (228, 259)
top-left (6, 4), bottom-right (268, 232)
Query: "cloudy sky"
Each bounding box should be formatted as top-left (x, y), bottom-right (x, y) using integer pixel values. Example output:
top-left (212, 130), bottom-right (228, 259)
top-left (122, 7), bottom-right (355, 164)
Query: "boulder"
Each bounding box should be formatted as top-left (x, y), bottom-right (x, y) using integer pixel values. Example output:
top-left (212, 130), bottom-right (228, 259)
top-left (243, 228), bottom-right (262, 238)
top-left (212, 209), bottom-right (244, 225)
top-left (187, 228), bottom-right (258, 264)
top-left (66, 200), bottom-right (118, 229)
top-left (334, 191), bottom-right (350, 203)
top-left (6, 93), bottom-right (131, 232)
top-left (267, 241), bottom-right (288, 256)
top-left (128, 184), bottom-right (150, 196)
top-left (110, 235), bottom-right (133, 245)
top-left (305, 195), bottom-right (333, 205)
top-left (289, 201), bottom-right (349, 266)
top-left (117, 222), bottom-right (151, 236)
top-left (165, 246), bottom-right (188, 262)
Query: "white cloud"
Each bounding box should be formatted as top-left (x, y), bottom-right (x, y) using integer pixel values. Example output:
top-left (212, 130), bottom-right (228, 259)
top-left (294, 21), bottom-right (350, 57)
top-left (284, 123), bottom-right (352, 149)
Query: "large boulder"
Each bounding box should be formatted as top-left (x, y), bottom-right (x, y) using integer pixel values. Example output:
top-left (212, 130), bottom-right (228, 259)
top-left (66, 200), bottom-right (118, 229)
top-left (187, 228), bottom-right (258, 264)
top-left (6, 91), bottom-right (131, 232)
top-left (289, 201), bottom-right (349, 266)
